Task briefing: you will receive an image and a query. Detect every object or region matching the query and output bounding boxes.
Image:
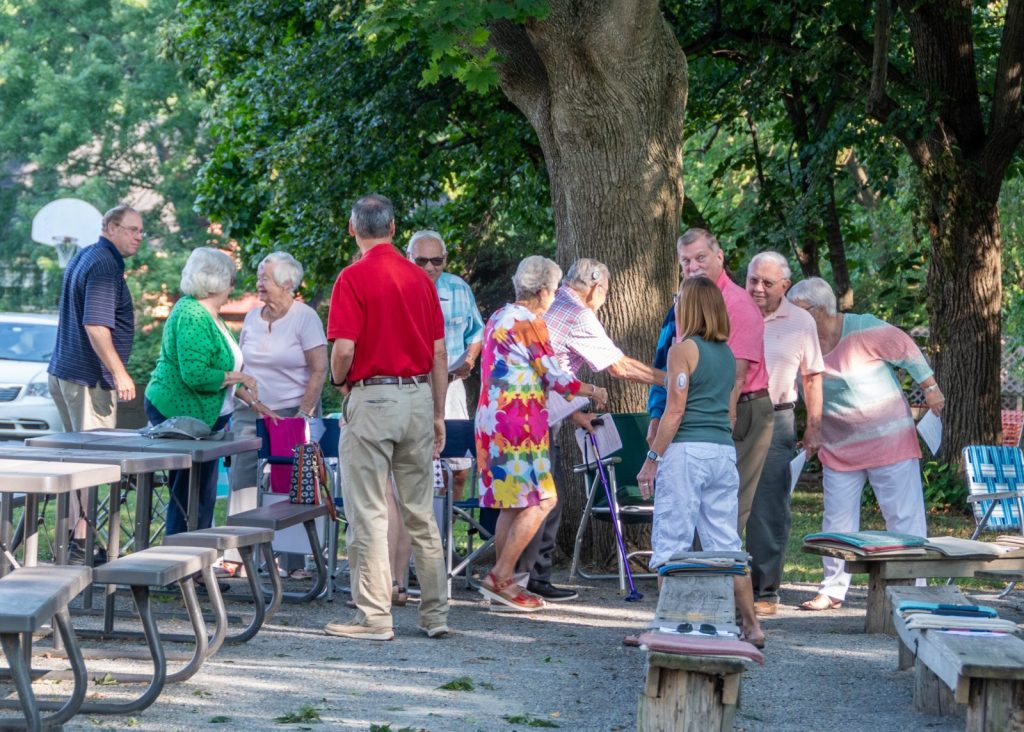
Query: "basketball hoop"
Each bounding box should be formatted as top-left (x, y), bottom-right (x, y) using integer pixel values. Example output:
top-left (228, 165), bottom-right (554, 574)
top-left (54, 237), bottom-right (79, 268)
top-left (31, 198), bottom-right (104, 269)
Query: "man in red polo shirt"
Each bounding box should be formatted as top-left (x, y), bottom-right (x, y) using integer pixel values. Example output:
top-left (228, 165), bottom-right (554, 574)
top-left (324, 194), bottom-right (450, 642)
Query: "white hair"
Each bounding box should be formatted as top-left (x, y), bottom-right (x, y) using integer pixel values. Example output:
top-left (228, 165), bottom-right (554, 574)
top-left (787, 276), bottom-right (837, 315)
top-left (564, 258), bottom-right (610, 290)
top-left (748, 251), bottom-right (792, 280)
top-left (512, 256), bottom-right (562, 300)
top-left (180, 247), bottom-right (236, 299)
top-left (406, 229), bottom-right (447, 256)
top-left (260, 252), bottom-right (303, 292)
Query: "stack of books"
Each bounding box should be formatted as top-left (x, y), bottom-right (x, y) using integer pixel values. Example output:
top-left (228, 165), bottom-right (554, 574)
top-left (803, 530), bottom-right (928, 556)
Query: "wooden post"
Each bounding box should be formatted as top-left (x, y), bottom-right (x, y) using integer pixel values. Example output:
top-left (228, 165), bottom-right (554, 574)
top-left (865, 566), bottom-right (912, 634)
top-left (637, 653), bottom-right (746, 732)
top-left (966, 679), bottom-right (1024, 732)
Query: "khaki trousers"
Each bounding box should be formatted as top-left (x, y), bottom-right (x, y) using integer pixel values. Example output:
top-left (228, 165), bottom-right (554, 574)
top-left (49, 375), bottom-right (117, 539)
top-left (340, 382), bottom-right (448, 629)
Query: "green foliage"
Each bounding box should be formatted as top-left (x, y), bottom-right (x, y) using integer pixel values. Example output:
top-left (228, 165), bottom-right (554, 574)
top-left (274, 704), bottom-right (321, 724)
top-left (437, 676), bottom-right (475, 691)
top-left (169, 0), bottom-right (552, 298)
top-left (920, 459), bottom-right (968, 511)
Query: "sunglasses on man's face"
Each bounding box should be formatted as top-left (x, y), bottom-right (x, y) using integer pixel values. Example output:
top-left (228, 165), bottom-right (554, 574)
top-left (414, 256), bottom-right (445, 267)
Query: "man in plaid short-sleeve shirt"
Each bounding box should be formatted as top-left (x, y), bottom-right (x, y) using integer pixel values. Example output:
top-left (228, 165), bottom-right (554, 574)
top-left (517, 258), bottom-right (667, 602)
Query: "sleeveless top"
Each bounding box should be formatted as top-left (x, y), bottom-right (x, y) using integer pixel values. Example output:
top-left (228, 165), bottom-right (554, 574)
top-left (672, 335), bottom-right (736, 447)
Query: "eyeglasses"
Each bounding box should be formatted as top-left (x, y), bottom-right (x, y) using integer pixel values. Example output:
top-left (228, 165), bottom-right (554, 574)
top-left (414, 256), bottom-right (445, 267)
top-left (677, 622), bottom-right (718, 635)
top-left (747, 276), bottom-right (782, 289)
top-left (116, 223), bottom-right (146, 237)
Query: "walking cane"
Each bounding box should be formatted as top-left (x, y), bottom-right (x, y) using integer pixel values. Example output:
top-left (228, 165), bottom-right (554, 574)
top-left (586, 428), bottom-right (643, 602)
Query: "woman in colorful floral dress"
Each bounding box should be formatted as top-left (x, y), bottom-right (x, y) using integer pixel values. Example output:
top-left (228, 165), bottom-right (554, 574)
top-left (475, 256), bottom-right (608, 611)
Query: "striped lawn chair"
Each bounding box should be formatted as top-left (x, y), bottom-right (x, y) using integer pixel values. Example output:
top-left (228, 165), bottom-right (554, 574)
top-left (962, 445), bottom-right (1024, 539)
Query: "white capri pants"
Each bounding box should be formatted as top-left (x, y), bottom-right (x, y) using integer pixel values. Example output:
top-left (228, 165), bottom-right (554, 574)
top-left (651, 442), bottom-right (741, 568)
top-left (818, 458), bottom-right (928, 601)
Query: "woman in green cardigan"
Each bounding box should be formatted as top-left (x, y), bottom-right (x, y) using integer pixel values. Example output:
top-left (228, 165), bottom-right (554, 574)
top-left (145, 247), bottom-right (256, 535)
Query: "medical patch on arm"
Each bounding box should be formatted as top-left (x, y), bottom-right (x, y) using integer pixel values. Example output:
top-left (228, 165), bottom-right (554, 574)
top-left (676, 373), bottom-right (688, 390)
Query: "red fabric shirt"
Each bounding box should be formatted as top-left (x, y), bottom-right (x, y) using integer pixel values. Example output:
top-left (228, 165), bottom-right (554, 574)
top-left (715, 269), bottom-right (769, 393)
top-left (326, 243), bottom-right (444, 382)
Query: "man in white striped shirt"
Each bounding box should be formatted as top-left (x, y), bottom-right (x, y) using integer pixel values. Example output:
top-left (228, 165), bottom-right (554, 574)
top-left (745, 252), bottom-right (824, 615)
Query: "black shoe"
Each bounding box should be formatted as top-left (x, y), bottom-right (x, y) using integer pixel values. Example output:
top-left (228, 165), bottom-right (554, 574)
top-left (67, 539), bottom-right (87, 566)
top-left (526, 580), bottom-right (578, 602)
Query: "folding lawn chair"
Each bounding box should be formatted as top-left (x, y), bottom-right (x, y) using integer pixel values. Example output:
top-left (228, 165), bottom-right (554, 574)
top-left (440, 418), bottom-right (494, 592)
top-left (568, 412), bottom-right (655, 591)
top-left (961, 444), bottom-right (1024, 596)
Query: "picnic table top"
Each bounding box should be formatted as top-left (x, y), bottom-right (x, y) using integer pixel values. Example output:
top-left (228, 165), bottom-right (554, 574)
top-left (0, 458), bottom-right (121, 494)
top-left (1, 445), bottom-right (191, 472)
top-left (26, 429), bottom-right (261, 462)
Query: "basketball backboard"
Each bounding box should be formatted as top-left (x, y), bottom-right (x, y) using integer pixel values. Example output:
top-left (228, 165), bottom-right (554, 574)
top-left (31, 198), bottom-right (104, 267)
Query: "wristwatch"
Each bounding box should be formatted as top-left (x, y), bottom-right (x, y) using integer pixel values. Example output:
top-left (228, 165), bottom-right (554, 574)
top-left (645, 449), bottom-right (662, 463)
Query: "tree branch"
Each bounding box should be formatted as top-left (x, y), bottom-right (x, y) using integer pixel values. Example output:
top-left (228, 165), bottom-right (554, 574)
top-left (868, 0), bottom-right (891, 118)
top-left (486, 20), bottom-right (550, 129)
top-left (990, 0), bottom-right (1024, 136)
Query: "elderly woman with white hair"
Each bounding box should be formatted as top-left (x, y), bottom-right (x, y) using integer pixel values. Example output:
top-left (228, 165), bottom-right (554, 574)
top-left (227, 251), bottom-right (327, 576)
top-left (474, 255), bottom-right (608, 612)
top-left (145, 247), bottom-right (257, 535)
top-left (786, 277), bottom-right (945, 611)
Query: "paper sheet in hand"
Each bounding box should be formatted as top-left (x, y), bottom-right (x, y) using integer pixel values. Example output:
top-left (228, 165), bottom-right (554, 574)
top-left (575, 414), bottom-right (622, 460)
top-left (789, 451), bottom-right (806, 494)
top-left (548, 391), bottom-right (589, 427)
top-left (917, 410), bottom-right (942, 455)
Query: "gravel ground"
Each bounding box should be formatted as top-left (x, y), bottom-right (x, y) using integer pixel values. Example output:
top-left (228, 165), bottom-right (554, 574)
top-left (7, 572), bottom-right (1023, 731)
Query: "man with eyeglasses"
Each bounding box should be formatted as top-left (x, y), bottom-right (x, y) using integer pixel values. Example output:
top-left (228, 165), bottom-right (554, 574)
top-left (743, 251), bottom-right (823, 616)
top-left (519, 258), bottom-right (667, 602)
top-left (406, 230), bottom-right (484, 503)
top-left (47, 204), bottom-right (143, 564)
top-left (648, 228), bottom-right (772, 539)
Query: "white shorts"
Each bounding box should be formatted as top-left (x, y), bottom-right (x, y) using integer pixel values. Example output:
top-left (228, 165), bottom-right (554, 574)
top-left (650, 442), bottom-right (741, 568)
top-left (443, 378), bottom-right (472, 471)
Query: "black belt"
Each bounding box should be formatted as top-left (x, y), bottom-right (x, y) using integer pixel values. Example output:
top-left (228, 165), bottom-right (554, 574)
top-left (774, 402), bottom-right (796, 411)
top-left (351, 374), bottom-right (429, 387)
top-left (737, 388), bottom-right (769, 403)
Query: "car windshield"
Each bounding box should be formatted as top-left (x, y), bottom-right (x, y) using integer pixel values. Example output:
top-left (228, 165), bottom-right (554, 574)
top-left (0, 322), bottom-right (58, 363)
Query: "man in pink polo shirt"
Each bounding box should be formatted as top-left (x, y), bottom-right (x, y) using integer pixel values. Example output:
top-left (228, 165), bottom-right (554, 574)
top-left (648, 228), bottom-right (773, 534)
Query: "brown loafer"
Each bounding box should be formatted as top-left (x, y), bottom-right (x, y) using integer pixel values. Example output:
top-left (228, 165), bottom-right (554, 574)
top-left (754, 600), bottom-right (778, 617)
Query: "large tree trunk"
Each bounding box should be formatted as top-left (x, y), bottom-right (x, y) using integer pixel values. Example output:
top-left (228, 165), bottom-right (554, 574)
top-left (921, 170), bottom-right (1003, 456)
top-left (489, 2), bottom-right (686, 567)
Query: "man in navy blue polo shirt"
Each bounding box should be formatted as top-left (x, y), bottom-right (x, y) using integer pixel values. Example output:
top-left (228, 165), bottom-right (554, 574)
top-left (47, 204), bottom-right (143, 560)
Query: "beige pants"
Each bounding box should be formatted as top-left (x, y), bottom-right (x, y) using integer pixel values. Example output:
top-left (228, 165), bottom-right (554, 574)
top-left (340, 381), bottom-right (448, 629)
top-left (49, 375), bottom-right (117, 539)
top-left (734, 395), bottom-right (774, 535)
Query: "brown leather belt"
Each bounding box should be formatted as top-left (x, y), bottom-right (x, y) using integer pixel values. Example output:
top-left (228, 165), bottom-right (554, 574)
top-left (737, 388), bottom-right (769, 403)
top-left (351, 374), bottom-right (429, 387)
top-left (774, 401), bottom-right (796, 411)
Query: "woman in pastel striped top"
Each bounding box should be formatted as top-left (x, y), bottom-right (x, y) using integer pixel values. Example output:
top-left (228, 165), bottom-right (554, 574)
top-left (787, 278), bottom-right (945, 611)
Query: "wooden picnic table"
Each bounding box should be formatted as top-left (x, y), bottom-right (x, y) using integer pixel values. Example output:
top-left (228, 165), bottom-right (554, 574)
top-left (27, 429), bottom-right (260, 533)
top-left (0, 459), bottom-right (121, 569)
top-left (801, 542), bottom-right (1024, 633)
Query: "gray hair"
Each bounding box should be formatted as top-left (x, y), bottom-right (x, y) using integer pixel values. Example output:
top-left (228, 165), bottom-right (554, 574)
top-left (677, 227), bottom-right (720, 254)
top-left (512, 256), bottom-right (562, 300)
top-left (748, 251), bottom-right (792, 281)
top-left (102, 204), bottom-right (139, 231)
top-left (564, 258), bottom-right (610, 291)
top-left (350, 194), bottom-right (394, 239)
top-left (787, 276), bottom-right (837, 315)
top-left (406, 229), bottom-right (447, 256)
top-left (180, 247), bottom-right (236, 299)
top-left (260, 252), bottom-right (303, 292)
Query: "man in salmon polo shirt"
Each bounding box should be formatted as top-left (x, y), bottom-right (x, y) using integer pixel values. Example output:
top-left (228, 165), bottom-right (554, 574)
top-left (744, 251), bottom-right (824, 616)
top-left (648, 228), bottom-right (773, 536)
top-left (324, 194), bottom-right (450, 642)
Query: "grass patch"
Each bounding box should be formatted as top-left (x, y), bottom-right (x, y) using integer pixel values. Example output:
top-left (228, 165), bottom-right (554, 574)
top-left (438, 676), bottom-right (475, 691)
top-left (275, 704), bottom-right (321, 724)
top-left (210, 716), bottom-right (231, 724)
top-left (501, 715), bottom-right (560, 728)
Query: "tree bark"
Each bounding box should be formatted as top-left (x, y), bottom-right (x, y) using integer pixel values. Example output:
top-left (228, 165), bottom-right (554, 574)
top-left (489, 1), bottom-right (687, 565)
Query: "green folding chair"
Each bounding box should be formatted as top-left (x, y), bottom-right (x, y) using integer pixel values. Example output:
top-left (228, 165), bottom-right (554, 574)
top-left (569, 412), bottom-right (655, 591)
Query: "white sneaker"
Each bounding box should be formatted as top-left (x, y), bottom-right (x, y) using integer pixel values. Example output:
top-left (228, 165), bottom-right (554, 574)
top-left (418, 623), bottom-right (450, 638)
top-left (324, 620), bottom-right (394, 641)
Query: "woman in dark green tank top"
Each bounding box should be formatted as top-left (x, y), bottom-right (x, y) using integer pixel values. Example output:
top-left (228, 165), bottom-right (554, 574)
top-left (637, 276), bottom-right (765, 648)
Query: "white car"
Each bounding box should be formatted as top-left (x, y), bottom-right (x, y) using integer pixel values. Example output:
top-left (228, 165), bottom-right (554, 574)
top-left (0, 313), bottom-right (62, 438)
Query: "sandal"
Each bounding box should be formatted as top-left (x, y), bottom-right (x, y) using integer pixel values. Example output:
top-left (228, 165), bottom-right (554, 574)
top-left (800, 594), bottom-right (843, 611)
top-left (741, 633), bottom-right (766, 650)
top-left (478, 571), bottom-right (544, 612)
top-left (622, 634), bottom-right (641, 647)
top-left (288, 568), bottom-right (313, 580)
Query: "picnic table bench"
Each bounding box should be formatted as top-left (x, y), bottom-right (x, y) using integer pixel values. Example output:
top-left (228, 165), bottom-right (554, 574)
top-left (636, 574), bottom-right (754, 732)
top-left (887, 585), bottom-right (1024, 730)
top-left (802, 542), bottom-right (1024, 633)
